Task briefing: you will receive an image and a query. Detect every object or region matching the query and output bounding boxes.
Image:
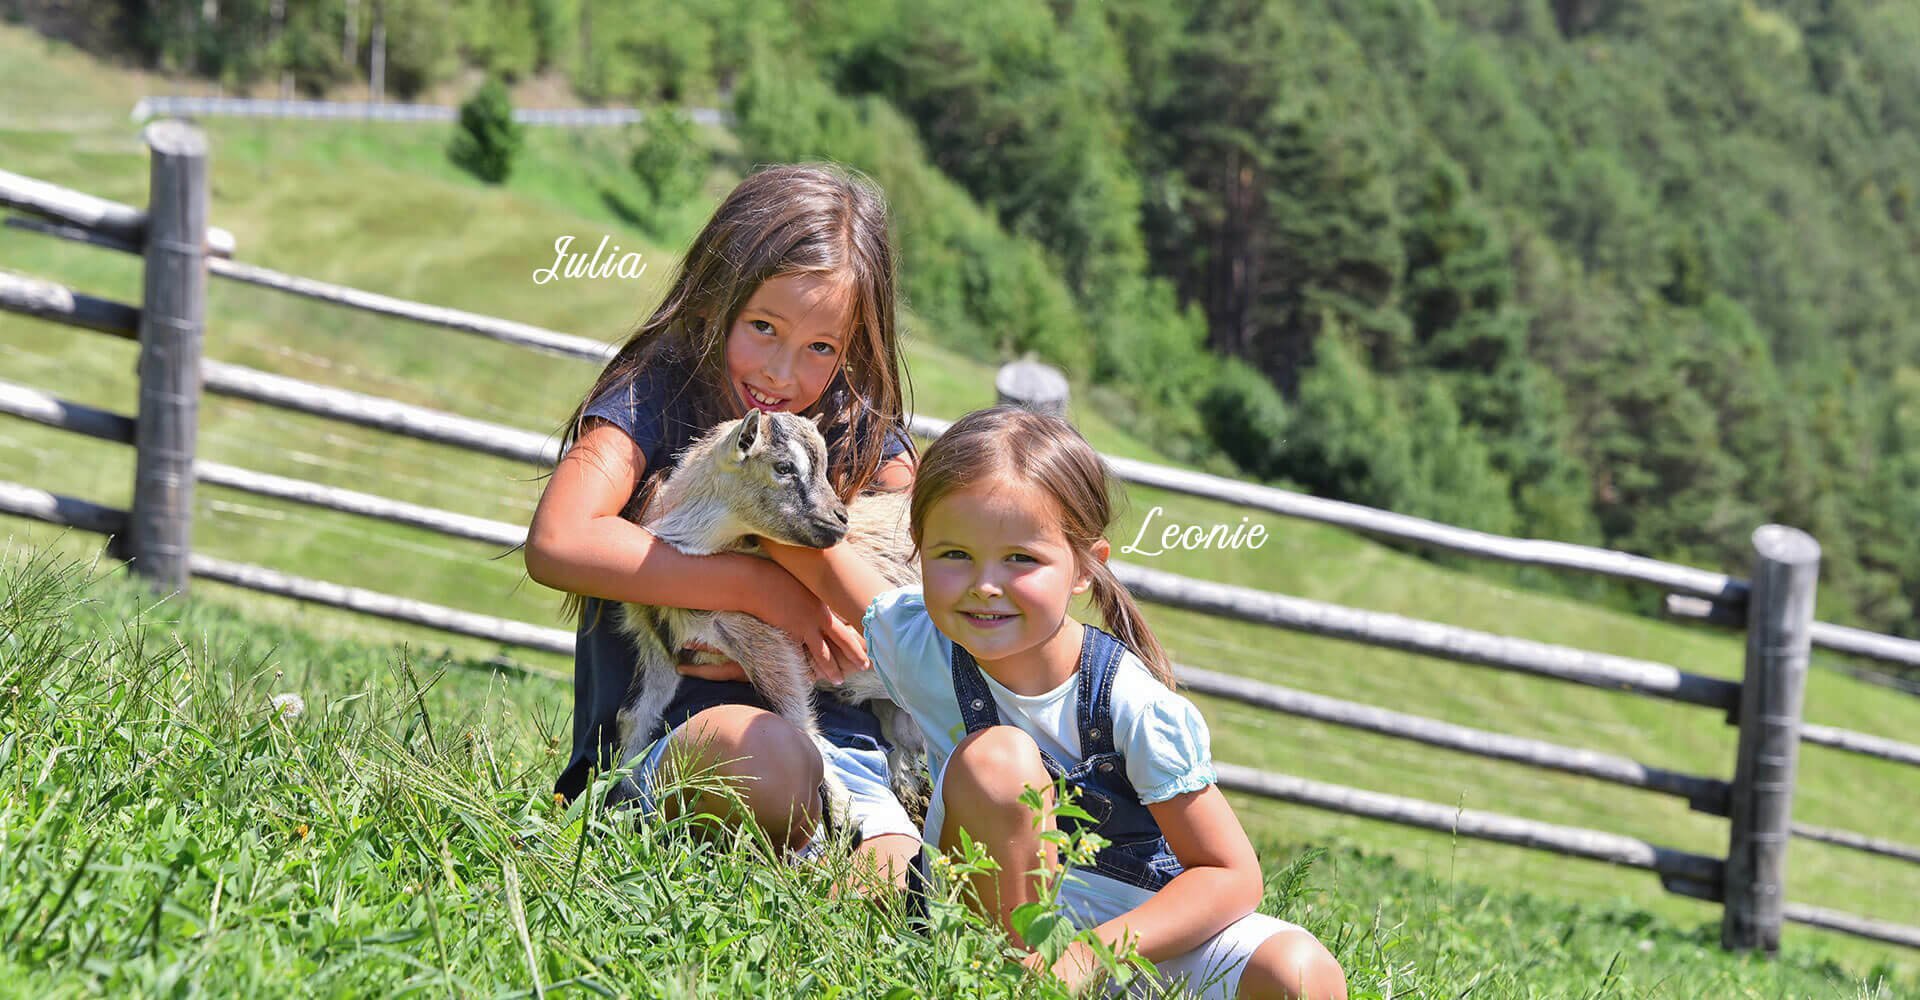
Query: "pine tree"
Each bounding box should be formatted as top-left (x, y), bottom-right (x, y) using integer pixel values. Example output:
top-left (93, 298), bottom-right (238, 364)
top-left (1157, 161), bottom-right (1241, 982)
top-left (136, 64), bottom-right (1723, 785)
top-left (448, 77), bottom-right (522, 184)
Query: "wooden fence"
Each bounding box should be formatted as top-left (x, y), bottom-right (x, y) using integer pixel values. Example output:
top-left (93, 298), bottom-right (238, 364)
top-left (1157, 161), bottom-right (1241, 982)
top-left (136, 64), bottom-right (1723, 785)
top-left (3, 122), bottom-right (1919, 955)
top-left (129, 96), bottom-right (731, 128)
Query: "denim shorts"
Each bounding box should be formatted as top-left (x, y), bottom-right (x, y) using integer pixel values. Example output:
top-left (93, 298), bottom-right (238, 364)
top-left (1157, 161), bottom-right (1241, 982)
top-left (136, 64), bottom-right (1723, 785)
top-left (626, 718), bottom-right (920, 847)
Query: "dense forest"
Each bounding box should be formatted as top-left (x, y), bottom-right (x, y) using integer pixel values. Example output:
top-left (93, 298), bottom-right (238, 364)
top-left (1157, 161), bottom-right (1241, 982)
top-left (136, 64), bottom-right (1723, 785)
top-left (26, 0), bottom-right (1920, 647)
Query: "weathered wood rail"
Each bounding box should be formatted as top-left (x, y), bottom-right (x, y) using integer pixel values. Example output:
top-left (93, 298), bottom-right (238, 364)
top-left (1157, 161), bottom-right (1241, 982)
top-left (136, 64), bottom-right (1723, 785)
top-left (128, 95), bottom-right (731, 129)
top-left (2, 124), bottom-right (1916, 957)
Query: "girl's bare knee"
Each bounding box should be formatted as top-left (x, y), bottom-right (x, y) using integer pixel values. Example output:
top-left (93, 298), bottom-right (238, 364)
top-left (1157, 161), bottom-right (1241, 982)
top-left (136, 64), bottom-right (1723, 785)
top-left (667, 705), bottom-right (823, 847)
top-left (848, 832), bottom-right (921, 893)
top-left (1240, 929), bottom-right (1346, 1000)
top-left (945, 726), bottom-right (1048, 806)
top-left (939, 727), bottom-right (1052, 853)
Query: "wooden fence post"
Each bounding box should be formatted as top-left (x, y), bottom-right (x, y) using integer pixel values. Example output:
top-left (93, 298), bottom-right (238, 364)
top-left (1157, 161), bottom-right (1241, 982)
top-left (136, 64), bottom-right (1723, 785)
top-left (1722, 523), bottom-right (1820, 953)
top-left (995, 359), bottom-right (1069, 418)
top-left (126, 121), bottom-right (209, 593)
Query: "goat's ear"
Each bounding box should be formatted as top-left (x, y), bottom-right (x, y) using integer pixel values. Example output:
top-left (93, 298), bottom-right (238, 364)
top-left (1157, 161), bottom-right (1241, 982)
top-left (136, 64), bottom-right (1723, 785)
top-left (811, 411), bottom-right (831, 437)
top-left (733, 410), bottom-right (765, 459)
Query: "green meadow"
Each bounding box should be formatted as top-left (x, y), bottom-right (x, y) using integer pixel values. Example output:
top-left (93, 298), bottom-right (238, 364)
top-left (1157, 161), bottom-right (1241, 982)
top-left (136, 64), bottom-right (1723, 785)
top-left (1, 22), bottom-right (1915, 990)
top-left (1, 551), bottom-right (1905, 997)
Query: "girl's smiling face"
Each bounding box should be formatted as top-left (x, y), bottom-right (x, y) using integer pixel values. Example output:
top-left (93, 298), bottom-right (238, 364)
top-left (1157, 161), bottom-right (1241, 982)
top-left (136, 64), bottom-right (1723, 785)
top-left (919, 482), bottom-right (1103, 688)
top-left (725, 272), bottom-right (853, 417)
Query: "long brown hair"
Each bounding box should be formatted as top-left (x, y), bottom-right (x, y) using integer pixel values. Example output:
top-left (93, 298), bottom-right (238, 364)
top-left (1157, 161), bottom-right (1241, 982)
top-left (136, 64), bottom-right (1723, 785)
top-left (907, 406), bottom-right (1175, 688)
top-left (558, 163), bottom-right (914, 618)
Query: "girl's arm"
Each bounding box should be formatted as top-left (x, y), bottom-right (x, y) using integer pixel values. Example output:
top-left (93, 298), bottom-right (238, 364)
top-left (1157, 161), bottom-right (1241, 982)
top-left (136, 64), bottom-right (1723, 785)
top-left (755, 535), bottom-right (899, 633)
top-left (870, 449), bottom-right (915, 492)
top-left (1060, 786), bottom-right (1264, 977)
top-left (525, 420), bottom-right (866, 680)
top-left (756, 449), bottom-right (916, 630)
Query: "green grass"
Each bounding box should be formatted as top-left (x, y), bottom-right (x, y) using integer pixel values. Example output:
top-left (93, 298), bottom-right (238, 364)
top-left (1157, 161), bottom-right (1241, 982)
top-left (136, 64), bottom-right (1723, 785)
top-left (2, 552), bottom-right (1909, 998)
top-left (2, 20), bottom-right (1918, 981)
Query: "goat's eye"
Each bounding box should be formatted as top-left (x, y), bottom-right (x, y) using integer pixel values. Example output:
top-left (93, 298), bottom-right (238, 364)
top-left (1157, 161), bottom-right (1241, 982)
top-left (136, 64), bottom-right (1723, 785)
top-left (774, 461), bottom-right (796, 476)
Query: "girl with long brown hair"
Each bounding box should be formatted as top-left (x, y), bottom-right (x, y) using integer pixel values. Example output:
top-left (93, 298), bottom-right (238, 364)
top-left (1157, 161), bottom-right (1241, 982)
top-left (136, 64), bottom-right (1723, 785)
top-left (526, 163), bottom-right (923, 886)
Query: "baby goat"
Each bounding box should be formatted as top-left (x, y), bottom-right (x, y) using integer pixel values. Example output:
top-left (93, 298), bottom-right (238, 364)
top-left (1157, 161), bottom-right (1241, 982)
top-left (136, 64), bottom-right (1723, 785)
top-left (609, 408), bottom-right (926, 833)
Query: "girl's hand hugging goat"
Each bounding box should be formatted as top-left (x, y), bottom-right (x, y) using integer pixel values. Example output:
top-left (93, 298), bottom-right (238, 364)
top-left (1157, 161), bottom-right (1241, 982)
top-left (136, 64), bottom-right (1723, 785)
top-left (759, 406), bottom-right (1348, 999)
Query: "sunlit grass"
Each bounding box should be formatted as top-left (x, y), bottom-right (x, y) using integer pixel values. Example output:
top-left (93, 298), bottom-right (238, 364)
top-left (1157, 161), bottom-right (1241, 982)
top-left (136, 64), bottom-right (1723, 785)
top-left (2, 553), bottom-right (1906, 997)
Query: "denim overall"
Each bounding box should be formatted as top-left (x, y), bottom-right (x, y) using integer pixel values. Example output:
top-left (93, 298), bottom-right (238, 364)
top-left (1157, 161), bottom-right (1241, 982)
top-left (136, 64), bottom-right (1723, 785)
top-left (948, 623), bottom-right (1184, 892)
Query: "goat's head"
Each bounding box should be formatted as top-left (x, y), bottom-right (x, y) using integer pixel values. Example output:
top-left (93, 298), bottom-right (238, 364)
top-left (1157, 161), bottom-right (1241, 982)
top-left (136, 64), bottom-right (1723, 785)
top-left (711, 409), bottom-right (850, 549)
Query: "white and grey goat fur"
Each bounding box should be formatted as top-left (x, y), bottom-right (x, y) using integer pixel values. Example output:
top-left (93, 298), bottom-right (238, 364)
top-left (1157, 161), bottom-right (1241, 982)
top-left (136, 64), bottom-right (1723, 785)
top-left (608, 408), bottom-right (927, 829)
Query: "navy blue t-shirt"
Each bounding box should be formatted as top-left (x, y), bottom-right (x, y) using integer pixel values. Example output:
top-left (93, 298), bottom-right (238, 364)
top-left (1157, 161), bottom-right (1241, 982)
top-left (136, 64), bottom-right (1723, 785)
top-left (553, 358), bottom-right (914, 802)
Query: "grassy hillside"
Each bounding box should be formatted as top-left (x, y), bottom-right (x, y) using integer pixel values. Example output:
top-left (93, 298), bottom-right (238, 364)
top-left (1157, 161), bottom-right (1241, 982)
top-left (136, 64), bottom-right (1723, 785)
top-left (1, 552), bottom-right (1905, 997)
top-left (1, 22), bottom-right (1916, 978)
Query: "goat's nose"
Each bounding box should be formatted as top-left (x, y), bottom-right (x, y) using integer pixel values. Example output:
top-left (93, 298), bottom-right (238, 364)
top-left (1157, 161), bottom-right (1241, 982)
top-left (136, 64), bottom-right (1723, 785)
top-left (834, 508), bottom-right (849, 527)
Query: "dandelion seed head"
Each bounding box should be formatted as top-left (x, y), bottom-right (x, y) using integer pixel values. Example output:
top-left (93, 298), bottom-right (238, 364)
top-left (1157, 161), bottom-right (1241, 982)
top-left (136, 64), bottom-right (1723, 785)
top-left (271, 692), bottom-right (306, 721)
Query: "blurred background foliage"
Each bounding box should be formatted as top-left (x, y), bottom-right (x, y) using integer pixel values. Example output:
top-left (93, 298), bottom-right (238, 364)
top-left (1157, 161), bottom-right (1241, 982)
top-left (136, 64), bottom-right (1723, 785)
top-left (23, 0), bottom-right (1920, 656)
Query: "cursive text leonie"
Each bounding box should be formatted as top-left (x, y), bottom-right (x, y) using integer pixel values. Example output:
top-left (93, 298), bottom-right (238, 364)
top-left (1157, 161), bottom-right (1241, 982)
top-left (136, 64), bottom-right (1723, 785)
top-left (533, 235), bottom-right (650, 284)
top-left (1121, 505), bottom-right (1268, 556)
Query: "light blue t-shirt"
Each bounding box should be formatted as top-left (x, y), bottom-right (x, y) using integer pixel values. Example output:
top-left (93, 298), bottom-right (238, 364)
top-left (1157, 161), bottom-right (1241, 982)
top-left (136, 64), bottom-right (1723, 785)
top-left (860, 585), bottom-right (1218, 812)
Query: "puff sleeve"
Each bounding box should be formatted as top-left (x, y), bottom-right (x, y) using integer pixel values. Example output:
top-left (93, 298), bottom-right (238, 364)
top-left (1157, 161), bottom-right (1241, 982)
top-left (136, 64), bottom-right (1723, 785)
top-left (859, 585), bottom-right (948, 715)
top-left (1117, 687), bottom-right (1218, 804)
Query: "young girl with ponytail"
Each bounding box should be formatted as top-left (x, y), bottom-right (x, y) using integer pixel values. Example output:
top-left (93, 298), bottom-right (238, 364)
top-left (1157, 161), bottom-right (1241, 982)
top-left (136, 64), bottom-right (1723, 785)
top-left (756, 405), bottom-right (1347, 999)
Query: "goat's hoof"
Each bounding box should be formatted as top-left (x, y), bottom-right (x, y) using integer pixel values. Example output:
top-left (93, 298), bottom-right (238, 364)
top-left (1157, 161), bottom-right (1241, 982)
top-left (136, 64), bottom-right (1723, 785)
top-left (821, 772), bottom-right (857, 838)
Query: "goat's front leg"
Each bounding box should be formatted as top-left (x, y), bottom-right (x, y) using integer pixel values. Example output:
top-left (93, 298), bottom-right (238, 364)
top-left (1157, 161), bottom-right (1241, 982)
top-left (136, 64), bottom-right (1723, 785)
top-left (607, 659), bottom-right (683, 815)
top-left (869, 700), bottom-right (931, 822)
top-left (708, 613), bottom-right (855, 837)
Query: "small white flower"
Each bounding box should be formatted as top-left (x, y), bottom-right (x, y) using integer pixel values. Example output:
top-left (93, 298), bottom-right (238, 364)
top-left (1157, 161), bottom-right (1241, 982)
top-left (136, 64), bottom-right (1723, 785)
top-left (1637, 939), bottom-right (1654, 953)
top-left (271, 692), bottom-right (306, 721)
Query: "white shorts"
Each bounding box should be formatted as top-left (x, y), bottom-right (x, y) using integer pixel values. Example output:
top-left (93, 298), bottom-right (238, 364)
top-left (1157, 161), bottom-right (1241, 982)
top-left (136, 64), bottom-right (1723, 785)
top-left (1055, 867), bottom-right (1304, 999)
top-left (927, 760), bottom-right (1302, 997)
top-left (631, 722), bottom-right (919, 848)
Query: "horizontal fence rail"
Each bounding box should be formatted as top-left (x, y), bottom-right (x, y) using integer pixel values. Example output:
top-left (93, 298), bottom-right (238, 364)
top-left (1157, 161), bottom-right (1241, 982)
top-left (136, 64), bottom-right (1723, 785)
top-left (0, 378), bottom-right (529, 550)
top-left (200, 361), bottom-right (562, 466)
top-left (1781, 903), bottom-right (1920, 951)
top-left (1790, 823), bottom-right (1920, 866)
top-left (189, 554), bottom-right (574, 655)
top-left (5, 216), bottom-right (619, 362)
top-left (1797, 723), bottom-right (1920, 768)
top-left (0, 377), bottom-right (137, 442)
top-left (0, 267), bottom-right (142, 336)
top-left (1178, 665), bottom-right (1732, 812)
top-left (0, 475), bottom-right (571, 660)
top-left (0, 479), bottom-right (128, 536)
top-left (13, 363), bottom-right (1908, 782)
top-left (6, 477), bottom-right (1761, 922)
top-left (4, 216), bottom-right (141, 254)
top-left (0, 168), bottom-right (235, 257)
top-left (207, 256), bottom-right (618, 361)
top-left (130, 96), bottom-right (730, 128)
top-left (196, 461), bottom-right (528, 549)
top-left (7, 267), bottom-right (1914, 765)
top-left (0, 277), bottom-right (563, 467)
top-left (1115, 561), bottom-right (1742, 710)
top-left (1213, 763), bottom-right (1727, 894)
top-left (1099, 451), bottom-right (1749, 602)
top-left (1805, 621), bottom-right (1920, 672)
top-left (1665, 593), bottom-right (1920, 673)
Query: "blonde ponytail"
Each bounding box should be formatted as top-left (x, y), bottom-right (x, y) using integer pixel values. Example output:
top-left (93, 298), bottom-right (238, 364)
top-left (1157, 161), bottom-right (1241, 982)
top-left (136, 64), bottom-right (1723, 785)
top-left (1087, 560), bottom-right (1177, 689)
